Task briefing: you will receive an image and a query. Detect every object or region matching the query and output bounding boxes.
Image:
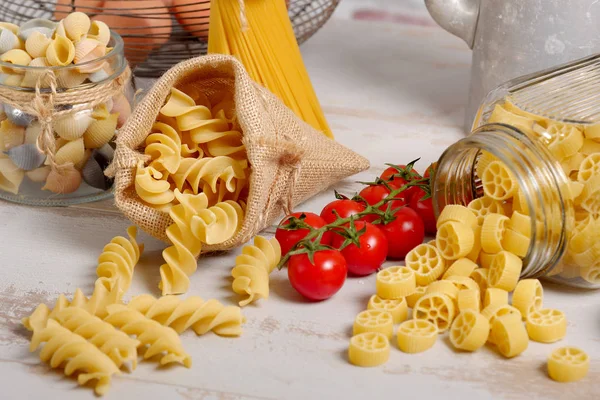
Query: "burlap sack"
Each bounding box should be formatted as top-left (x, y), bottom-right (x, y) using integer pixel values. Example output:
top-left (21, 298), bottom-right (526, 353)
top-left (106, 54), bottom-right (369, 250)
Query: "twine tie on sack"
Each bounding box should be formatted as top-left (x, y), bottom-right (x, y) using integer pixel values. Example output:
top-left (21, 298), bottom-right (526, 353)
top-left (0, 66), bottom-right (131, 174)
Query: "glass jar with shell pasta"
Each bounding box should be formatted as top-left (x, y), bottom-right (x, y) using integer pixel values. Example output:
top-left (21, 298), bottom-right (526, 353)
top-left (432, 55), bottom-right (600, 289)
top-left (0, 29), bottom-right (132, 206)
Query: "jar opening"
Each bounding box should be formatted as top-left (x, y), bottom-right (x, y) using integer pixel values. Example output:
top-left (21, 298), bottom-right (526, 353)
top-left (433, 123), bottom-right (571, 278)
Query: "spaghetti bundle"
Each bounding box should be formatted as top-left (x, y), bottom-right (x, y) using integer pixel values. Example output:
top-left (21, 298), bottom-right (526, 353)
top-left (208, 0), bottom-right (333, 138)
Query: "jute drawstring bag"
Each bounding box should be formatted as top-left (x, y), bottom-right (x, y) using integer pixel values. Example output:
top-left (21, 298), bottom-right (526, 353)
top-left (106, 54), bottom-right (369, 250)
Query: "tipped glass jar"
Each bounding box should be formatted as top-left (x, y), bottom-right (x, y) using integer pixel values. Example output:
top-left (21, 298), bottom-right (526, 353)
top-left (0, 25), bottom-right (131, 206)
top-left (433, 55), bottom-right (600, 289)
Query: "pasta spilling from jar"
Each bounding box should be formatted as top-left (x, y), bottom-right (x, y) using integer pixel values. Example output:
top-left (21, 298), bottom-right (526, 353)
top-left (134, 87), bottom-right (250, 295)
top-left (483, 101), bottom-right (600, 286)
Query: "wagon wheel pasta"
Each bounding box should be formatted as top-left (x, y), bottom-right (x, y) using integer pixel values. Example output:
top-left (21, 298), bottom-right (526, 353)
top-left (481, 304), bottom-right (522, 344)
top-left (436, 221), bottom-right (475, 260)
top-left (126, 294), bottom-right (245, 337)
top-left (449, 310), bottom-right (490, 352)
top-left (525, 309), bottom-right (567, 343)
top-left (104, 304), bottom-right (192, 367)
top-left (457, 289), bottom-right (481, 313)
top-left (348, 332), bottom-right (390, 367)
top-left (231, 236), bottom-right (281, 306)
top-left (547, 347), bottom-right (590, 382)
top-left (437, 205), bottom-right (478, 229)
top-left (468, 196), bottom-right (506, 226)
top-left (481, 161), bottom-right (518, 200)
top-left (511, 279), bottom-right (543, 319)
top-left (442, 258), bottom-right (477, 279)
top-left (481, 213), bottom-right (510, 253)
top-left (353, 310), bottom-right (394, 339)
top-left (367, 295), bottom-right (408, 324)
top-left (376, 266), bottom-right (416, 299)
top-left (413, 293), bottom-right (456, 333)
top-left (488, 251), bottom-right (522, 291)
top-left (29, 320), bottom-right (120, 396)
top-left (405, 243), bottom-right (446, 286)
top-left (490, 313), bottom-right (529, 358)
top-left (425, 280), bottom-right (459, 301)
top-left (483, 288), bottom-right (509, 309)
top-left (396, 319), bottom-right (438, 354)
top-left (406, 286), bottom-right (427, 308)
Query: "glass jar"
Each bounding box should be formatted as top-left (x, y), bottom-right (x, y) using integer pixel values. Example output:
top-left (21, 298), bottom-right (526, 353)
top-left (0, 31), bottom-right (132, 206)
top-left (433, 55), bottom-right (600, 289)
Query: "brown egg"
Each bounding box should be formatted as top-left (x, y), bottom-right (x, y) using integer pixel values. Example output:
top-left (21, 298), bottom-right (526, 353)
top-left (54, 0), bottom-right (104, 21)
top-left (95, 0), bottom-right (172, 65)
top-left (172, 0), bottom-right (210, 39)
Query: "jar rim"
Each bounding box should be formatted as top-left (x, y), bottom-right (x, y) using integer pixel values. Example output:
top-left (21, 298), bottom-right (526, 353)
top-left (0, 30), bottom-right (124, 73)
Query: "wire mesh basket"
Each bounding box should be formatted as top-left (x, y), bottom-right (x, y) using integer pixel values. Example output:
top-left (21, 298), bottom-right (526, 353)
top-left (0, 0), bottom-right (340, 78)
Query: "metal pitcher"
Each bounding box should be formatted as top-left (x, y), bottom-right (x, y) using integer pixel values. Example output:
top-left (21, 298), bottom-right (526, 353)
top-left (425, 0), bottom-right (600, 131)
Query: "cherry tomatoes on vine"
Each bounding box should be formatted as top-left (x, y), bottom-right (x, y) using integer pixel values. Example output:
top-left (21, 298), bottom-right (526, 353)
top-left (320, 199), bottom-right (367, 224)
top-left (359, 185), bottom-right (407, 213)
top-left (275, 212), bottom-right (333, 256)
top-left (331, 221), bottom-right (388, 276)
top-left (378, 207), bottom-right (424, 259)
top-left (288, 249), bottom-right (347, 300)
top-left (409, 187), bottom-right (437, 235)
top-left (380, 164), bottom-right (421, 199)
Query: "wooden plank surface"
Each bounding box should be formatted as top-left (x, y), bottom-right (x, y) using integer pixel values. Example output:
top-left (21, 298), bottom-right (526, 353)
top-left (1, 6), bottom-right (599, 400)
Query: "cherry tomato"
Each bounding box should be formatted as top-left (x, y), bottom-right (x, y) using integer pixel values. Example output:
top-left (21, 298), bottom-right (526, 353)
top-left (275, 212), bottom-right (333, 256)
top-left (378, 207), bottom-right (425, 259)
top-left (331, 221), bottom-right (388, 276)
top-left (288, 249), bottom-right (347, 300)
top-left (423, 162), bottom-right (437, 178)
top-left (359, 185), bottom-right (407, 213)
top-left (409, 187), bottom-right (437, 235)
top-left (320, 199), bottom-right (366, 224)
top-left (380, 165), bottom-right (421, 199)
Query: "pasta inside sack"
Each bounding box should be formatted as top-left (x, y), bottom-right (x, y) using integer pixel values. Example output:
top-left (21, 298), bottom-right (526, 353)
top-left (107, 55), bottom-right (369, 275)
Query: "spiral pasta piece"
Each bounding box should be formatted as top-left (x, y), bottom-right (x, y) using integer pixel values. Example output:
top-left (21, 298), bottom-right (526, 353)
top-left (457, 289), bottom-right (480, 312)
top-left (134, 163), bottom-right (175, 208)
top-left (159, 190), bottom-right (207, 295)
top-left (104, 304), bottom-right (191, 367)
top-left (481, 161), bottom-right (518, 200)
top-left (490, 313), bottom-right (529, 358)
top-left (436, 221), bottom-right (474, 260)
top-left (30, 320), bottom-right (120, 396)
top-left (450, 310), bottom-right (490, 352)
top-left (443, 258), bottom-right (477, 279)
top-left (190, 199), bottom-right (244, 245)
top-left (437, 205), bottom-right (478, 229)
top-left (348, 332), bottom-right (390, 367)
top-left (367, 295), bottom-right (408, 324)
top-left (231, 236), bottom-right (281, 306)
top-left (145, 122), bottom-right (182, 174)
top-left (160, 88), bottom-right (196, 117)
top-left (52, 307), bottom-right (140, 370)
top-left (396, 319), bottom-right (438, 354)
top-left (353, 310), bottom-right (394, 339)
top-left (172, 156), bottom-right (246, 198)
top-left (126, 294), bottom-right (245, 337)
top-left (468, 196), bottom-right (506, 226)
top-left (96, 226), bottom-right (143, 296)
top-left (548, 347), bottom-right (590, 383)
top-left (526, 309), bottom-right (567, 343)
top-left (375, 266), bottom-right (416, 299)
top-left (413, 293), bottom-right (456, 333)
top-left (404, 244), bottom-right (445, 286)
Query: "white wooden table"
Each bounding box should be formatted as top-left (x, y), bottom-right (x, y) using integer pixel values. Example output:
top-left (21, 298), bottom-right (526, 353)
top-left (1, 5), bottom-right (599, 399)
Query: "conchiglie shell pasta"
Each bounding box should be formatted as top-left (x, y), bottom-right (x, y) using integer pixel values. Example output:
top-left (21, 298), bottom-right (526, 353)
top-left (88, 20), bottom-right (111, 46)
top-left (54, 111), bottom-right (94, 140)
top-left (24, 121), bottom-right (41, 144)
top-left (74, 38), bottom-right (105, 73)
top-left (46, 35), bottom-right (75, 66)
top-left (0, 157), bottom-right (25, 194)
top-left (21, 57), bottom-right (51, 88)
top-left (0, 28), bottom-right (21, 54)
top-left (0, 22), bottom-right (19, 35)
top-left (0, 119), bottom-right (25, 149)
top-left (63, 12), bottom-right (91, 42)
top-left (42, 165), bottom-right (82, 193)
top-left (54, 138), bottom-right (85, 166)
top-left (0, 49), bottom-right (32, 73)
top-left (55, 68), bottom-right (88, 88)
top-left (0, 73), bottom-right (22, 87)
top-left (83, 112), bottom-right (118, 148)
top-left (25, 31), bottom-right (52, 59)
